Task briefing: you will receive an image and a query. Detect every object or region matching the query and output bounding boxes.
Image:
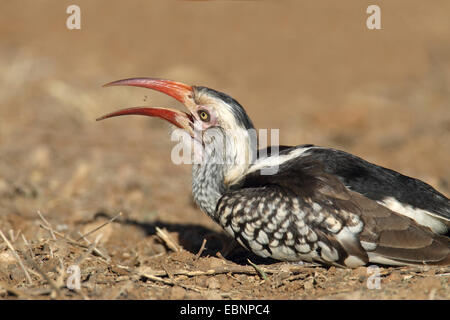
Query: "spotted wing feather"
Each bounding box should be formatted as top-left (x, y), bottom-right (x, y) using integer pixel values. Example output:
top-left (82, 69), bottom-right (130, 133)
top-left (217, 157), bottom-right (450, 267)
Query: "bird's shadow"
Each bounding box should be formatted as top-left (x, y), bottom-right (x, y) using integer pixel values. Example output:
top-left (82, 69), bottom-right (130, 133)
top-left (94, 212), bottom-right (278, 266)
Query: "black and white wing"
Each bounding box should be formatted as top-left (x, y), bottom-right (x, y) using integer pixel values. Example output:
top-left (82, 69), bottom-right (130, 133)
top-left (259, 145), bottom-right (450, 235)
top-left (216, 153), bottom-right (449, 267)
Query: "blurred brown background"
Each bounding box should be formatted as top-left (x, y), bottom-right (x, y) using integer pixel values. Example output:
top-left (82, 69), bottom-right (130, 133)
top-left (0, 0), bottom-right (449, 299)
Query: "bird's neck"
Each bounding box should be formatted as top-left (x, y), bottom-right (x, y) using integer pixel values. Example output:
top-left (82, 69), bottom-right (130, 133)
top-left (191, 128), bottom-right (256, 219)
top-left (192, 161), bottom-right (227, 219)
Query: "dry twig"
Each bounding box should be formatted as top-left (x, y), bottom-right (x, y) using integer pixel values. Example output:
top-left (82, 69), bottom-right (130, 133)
top-left (23, 254), bottom-right (61, 298)
top-left (76, 212), bottom-right (122, 242)
top-left (74, 234), bottom-right (103, 265)
top-left (0, 229), bottom-right (33, 284)
top-left (247, 259), bottom-right (268, 281)
top-left (195, 238), bottom-right (207, 260)
top-left (155, 227), bottom-right (181, 252)
top-left (37, 210), bottom-right (56, 240)
top-left (39, 224), bottom-right (109, 263)
top-left (138, 272), bottom-right (203, 293)
top-left (136, 264), bottom-right (312, 278)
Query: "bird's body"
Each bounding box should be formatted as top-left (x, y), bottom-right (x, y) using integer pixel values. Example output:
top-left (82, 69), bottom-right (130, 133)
top-left (216, 145), bottom-right (450, 267)
top-left (98, 78), bottom-right (450, 267)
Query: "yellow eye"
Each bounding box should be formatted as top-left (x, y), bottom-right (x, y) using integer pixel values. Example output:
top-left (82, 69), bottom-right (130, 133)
top-left (198, 110), bottom-right (210, 122)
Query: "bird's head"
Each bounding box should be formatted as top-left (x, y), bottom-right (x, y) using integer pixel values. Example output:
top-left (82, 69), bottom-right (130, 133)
top-left (97, 78), bottom-right (257, 184)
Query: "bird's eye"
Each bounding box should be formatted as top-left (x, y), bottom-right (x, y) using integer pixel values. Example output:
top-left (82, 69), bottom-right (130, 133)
top-left (198, 110), bottom-right (210, 122)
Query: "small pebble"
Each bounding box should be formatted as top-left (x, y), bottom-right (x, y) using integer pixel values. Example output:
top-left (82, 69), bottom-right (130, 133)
top-left (206, 277), bottom-right (221, 290)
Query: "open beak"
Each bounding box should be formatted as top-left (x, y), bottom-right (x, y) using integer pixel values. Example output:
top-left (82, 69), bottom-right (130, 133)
top-left (96, 78), bottom-right (196, 135)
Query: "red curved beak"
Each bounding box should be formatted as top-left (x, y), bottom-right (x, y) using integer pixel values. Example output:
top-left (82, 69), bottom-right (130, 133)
top-left (97, 78), bottom-right (195, 134)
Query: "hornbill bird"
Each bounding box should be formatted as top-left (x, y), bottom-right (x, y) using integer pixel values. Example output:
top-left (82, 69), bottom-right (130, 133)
top-left (97, 77), bottom-right (450, 267)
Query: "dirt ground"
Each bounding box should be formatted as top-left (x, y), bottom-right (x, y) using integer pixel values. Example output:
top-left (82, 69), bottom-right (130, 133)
top-left (0, 1), bottom-right (449, 300)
